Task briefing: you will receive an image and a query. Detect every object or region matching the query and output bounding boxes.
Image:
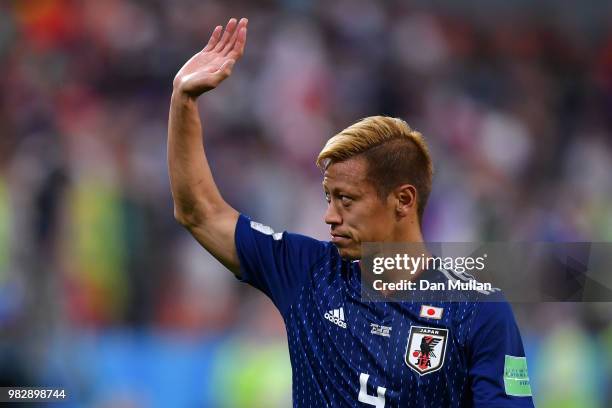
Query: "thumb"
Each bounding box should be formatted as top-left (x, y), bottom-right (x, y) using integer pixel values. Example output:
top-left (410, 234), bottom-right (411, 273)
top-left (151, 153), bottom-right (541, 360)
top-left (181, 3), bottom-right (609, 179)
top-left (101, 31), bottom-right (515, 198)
top-left (214, 59), bottom-right (236, 81)
top-left (221, 59), bottom-right (236, 71)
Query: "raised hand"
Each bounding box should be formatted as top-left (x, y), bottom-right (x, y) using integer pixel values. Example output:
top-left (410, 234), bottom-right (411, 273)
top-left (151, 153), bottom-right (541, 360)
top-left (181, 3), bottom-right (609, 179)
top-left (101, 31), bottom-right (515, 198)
top-left (173, 18), bottom-right (248, 98)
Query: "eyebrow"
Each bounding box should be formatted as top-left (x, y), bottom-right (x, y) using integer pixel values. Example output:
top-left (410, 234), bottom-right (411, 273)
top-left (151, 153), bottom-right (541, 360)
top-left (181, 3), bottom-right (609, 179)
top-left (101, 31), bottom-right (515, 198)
top-left (323, 183), bottom-right (362, 198)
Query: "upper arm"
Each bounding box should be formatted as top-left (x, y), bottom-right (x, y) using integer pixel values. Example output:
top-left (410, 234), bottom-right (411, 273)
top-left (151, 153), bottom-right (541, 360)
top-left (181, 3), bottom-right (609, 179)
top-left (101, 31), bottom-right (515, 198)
top-left (467, 301), bottom-right (535, 408)
top-left (233, 214), bottom-right (328, 314)
top-left (180, 204), bottom-right (242, 276)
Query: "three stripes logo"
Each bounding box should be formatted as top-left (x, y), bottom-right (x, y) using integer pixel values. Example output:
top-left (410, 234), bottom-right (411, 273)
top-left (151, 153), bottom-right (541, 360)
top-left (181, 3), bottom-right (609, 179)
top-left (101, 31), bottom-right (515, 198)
top-left (325, 307), bottom-right (347, 329)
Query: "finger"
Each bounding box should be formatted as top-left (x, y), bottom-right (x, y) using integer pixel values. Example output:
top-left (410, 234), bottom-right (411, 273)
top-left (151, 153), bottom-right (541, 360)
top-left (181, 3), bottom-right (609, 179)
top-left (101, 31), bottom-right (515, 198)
top-left (223, 17), bottom-right (248, 55)
top-left (214, 18), bottom-right (237, 52)
top-left (203, 25), bottom-right (222, 52)
top-left (228, 26), bottom-right (247, 60)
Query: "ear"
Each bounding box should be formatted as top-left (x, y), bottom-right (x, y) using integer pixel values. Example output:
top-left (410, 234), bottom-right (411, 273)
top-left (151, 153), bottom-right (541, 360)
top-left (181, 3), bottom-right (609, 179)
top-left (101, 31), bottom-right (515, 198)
top-left (394, 184), bottom-right (417, 217)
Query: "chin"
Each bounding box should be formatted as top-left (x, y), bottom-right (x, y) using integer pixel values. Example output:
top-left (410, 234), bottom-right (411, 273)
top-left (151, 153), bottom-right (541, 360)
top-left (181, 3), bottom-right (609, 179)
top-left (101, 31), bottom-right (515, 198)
top-left (336, 246), bottom-right (361, 261)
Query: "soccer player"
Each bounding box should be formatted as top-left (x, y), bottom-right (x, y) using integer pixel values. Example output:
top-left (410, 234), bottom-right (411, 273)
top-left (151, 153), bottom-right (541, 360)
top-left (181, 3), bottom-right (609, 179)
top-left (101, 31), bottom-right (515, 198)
top-left (168, 17), bottom-right (535, 407)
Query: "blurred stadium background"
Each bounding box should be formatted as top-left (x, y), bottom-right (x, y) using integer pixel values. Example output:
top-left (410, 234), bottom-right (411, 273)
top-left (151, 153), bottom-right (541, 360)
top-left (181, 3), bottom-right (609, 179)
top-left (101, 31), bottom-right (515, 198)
top-left (1, 0), bottom-right (612, 407)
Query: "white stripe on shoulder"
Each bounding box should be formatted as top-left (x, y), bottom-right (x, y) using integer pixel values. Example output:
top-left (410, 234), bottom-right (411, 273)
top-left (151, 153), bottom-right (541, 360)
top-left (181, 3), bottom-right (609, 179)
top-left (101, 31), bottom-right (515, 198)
top-left (250, 221), bottom-right (284, 240)
top-left (439, 268), bottom-right (501, 295)
top-left (437, 268), bottom-right (457, 282)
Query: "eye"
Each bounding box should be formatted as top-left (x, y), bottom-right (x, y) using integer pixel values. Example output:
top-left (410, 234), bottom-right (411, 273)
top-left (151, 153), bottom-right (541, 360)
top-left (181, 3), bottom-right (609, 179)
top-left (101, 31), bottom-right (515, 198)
top-left (324, 191), bottom-right (331, 203)
top-left (340, 195), bottom-right (352, 206)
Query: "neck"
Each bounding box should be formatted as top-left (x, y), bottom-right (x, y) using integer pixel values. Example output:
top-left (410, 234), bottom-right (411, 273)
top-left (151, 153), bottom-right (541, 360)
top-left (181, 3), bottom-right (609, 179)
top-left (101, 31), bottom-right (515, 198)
top-left (390, 218), bottom-right (424, 243)
top-left (367, 221), bottom-right (429, 298)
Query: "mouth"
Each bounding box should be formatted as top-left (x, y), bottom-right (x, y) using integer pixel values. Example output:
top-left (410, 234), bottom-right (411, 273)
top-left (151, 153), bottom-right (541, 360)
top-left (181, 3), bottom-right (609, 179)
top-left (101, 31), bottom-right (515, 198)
top-left (330, 233), bottom-right (351, 244)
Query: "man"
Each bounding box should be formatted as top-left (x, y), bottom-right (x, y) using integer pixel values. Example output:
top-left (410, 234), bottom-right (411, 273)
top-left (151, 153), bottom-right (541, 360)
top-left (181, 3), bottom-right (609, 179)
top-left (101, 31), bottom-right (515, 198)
top-left (168, 17), bottom-right (535, 407)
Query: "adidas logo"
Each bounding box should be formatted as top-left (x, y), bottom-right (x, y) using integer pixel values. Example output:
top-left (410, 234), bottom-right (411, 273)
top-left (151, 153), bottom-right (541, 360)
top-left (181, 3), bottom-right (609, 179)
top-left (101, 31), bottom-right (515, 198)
top-left (325, 307), bottom-right (347, 329)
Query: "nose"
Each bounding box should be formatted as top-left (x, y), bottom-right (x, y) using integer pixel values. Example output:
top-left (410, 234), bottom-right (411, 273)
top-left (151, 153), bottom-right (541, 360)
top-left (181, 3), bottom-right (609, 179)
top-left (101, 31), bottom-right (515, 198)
top-left (324, 202), bottom-right (342, 226)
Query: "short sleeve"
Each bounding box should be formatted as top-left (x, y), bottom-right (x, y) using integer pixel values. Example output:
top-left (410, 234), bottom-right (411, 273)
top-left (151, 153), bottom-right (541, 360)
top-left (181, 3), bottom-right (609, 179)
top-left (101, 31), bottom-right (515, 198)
top-left (467, 301), bottom-right (535, 408)
top-left (234, 214), bottom-right (328, 315)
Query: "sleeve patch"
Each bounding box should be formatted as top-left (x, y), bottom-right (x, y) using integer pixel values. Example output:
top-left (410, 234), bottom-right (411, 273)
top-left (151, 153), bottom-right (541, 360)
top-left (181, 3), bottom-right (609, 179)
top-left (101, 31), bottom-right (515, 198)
top-left (250, 221), bottom-right (283, 240)
top-left (503, 355), bottom-right (532, 397)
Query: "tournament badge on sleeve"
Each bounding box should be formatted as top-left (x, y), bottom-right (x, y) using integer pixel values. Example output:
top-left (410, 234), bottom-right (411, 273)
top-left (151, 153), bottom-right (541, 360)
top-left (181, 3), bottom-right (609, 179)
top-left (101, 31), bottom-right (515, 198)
top-left (405, 326), bottom-right (449, 375)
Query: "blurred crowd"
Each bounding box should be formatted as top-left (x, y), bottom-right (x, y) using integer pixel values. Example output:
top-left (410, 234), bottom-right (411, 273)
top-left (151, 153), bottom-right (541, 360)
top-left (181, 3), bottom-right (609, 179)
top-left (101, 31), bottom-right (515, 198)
top-left (1, 0), bottom-right (612, 406)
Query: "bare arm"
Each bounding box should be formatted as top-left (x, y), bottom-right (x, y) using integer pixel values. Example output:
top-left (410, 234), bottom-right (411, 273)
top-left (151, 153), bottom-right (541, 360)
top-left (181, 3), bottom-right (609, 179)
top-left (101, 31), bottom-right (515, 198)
top-left (168, 18), bottom-right (248, 276)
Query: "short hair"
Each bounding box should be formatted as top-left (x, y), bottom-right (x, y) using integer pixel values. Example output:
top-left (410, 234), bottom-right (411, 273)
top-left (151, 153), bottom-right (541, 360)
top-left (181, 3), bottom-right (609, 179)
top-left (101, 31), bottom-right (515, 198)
top-left (316, 116), bottom-right (433, 224)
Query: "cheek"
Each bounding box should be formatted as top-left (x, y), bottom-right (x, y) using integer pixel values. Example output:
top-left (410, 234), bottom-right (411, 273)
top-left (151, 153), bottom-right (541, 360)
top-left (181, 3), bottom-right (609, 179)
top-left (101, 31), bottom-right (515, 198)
top-left (354, 203), bottom-right (394, 239)
top-left (345, 211), bottom-right (374, 240)
top-left (363, 220), bottom-right (386, 241)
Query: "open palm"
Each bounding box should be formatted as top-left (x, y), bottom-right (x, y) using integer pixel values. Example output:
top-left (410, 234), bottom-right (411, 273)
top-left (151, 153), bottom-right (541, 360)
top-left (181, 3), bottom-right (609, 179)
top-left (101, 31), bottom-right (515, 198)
top-left (173, 18), bottom-right (248, 97)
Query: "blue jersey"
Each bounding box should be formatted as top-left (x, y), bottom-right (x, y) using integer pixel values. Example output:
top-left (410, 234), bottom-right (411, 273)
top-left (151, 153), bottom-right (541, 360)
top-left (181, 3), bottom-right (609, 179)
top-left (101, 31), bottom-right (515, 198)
top-left (235, 214), bottom-right (535, 408)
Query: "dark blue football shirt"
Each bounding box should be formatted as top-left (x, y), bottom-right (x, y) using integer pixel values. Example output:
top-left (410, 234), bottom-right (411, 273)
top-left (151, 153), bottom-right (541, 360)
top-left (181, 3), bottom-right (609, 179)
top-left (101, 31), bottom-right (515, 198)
top-left (235, 214), bottom-right (535, 408)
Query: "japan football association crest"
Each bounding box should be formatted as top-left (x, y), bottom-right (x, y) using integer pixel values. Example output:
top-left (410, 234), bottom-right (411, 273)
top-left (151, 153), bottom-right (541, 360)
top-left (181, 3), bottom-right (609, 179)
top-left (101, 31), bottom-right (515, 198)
top-left (405, 326), bottom-right (449, 375)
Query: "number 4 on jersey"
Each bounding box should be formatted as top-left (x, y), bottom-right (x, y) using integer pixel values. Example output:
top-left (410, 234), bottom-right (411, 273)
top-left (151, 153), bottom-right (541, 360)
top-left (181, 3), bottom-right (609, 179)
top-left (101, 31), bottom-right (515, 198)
top-left (358, 373), bottom-right (386, 407)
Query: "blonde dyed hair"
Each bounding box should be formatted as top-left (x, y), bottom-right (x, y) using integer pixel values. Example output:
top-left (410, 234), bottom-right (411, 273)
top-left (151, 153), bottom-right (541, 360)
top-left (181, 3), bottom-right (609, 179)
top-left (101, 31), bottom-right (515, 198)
top-left (316, 116), bottom-right (433, 223)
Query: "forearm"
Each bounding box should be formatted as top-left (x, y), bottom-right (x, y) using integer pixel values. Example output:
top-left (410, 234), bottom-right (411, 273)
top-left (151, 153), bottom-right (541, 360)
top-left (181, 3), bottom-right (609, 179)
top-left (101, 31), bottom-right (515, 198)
top-left (165, 18), bottom-right (246, 274)
top-left (167, 91), bottom-right (226, 225)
